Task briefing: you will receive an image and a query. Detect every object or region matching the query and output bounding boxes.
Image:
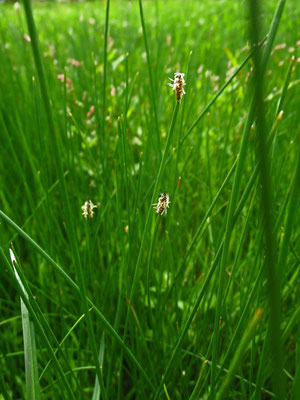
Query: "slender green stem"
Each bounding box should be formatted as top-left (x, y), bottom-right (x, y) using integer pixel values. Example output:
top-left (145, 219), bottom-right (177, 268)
top-left (1, 249), bottom-right (75, 400)
top-left (139, 0), bottom-right (161, 159)
top-left (210, 2), bottom-right (286, 396)
top-left (248, 0), bottom-right (285, 397)
top-left (125, 101), bottom-right (179, 311)
top-left (158, 155), bottom-right (238, 316)
top-left (0, 209), bottom-right (155, 393)
top-left (120, 101), bottom-right (179, 389)
top-left (277, 137), bottom-right (300, 282)
top-left (39, 312), bottom-right (88, 381)
top-left (180, 37), bottom-right (267, 145)
top-left (215, 309), bottom-right (263, 400)
top-left (101, 0), bottom-right (110, 170)
top-left (22, 0), bottom-right (108, 396)
top-left (0, 367), bottom-right (12, 400)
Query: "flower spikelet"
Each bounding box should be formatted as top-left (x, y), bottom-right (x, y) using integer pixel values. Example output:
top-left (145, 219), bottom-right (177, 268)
top-left (153, 192), bottom-right (170, 215)
top-left (81, 200), bottom-right (97, 219)
top-left (168, 72), bottom-right (186, 103)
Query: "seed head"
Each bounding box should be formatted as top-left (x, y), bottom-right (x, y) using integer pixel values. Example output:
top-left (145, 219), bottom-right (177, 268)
top-left (81, 200), bottom-right (97, 220)
top-left (153, 192), bottom-right (170, 215)
top-left (168, 72), bottom-right (186, 103)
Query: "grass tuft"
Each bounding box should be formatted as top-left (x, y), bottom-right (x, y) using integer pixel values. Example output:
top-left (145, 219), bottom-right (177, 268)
top-left (0, 0), bottom-right (298, 398)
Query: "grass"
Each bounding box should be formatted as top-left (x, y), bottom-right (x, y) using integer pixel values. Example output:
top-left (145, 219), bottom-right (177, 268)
top-left (0, 0), bottom-right (299, 399)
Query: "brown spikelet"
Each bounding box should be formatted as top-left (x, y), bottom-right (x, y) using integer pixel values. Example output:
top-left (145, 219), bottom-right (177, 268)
top-left (153, 192), bottom-right (170, 215)
top-left (168, 72), bottom-right (186, 103)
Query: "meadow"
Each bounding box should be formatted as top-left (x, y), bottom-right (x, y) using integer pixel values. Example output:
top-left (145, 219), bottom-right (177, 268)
top-left (0, 0), bottom-right (299, 398)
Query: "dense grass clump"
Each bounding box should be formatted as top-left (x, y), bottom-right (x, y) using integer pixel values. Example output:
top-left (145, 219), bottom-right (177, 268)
top-left (0, 0), bottom-right (299, 399)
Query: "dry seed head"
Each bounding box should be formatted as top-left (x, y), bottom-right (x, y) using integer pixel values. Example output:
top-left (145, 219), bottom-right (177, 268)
top-left (168, 72), bottom-right (186, 103)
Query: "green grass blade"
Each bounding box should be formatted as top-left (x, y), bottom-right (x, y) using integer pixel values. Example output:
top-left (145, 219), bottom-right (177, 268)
top-left (215, 309), bottom-right (263, 400)
top-left (248, 0), bottom-right (286, 397)
top-left (123, 101), bottom-right (179, 324)
top-left (2, 249), bottom-right (75, 399)
top-left (277, 145), bottom-right (300, 281)
top-left (158, 155), bottom-right (238, 315)
top-left (139, 0), bottom-right (161, 158)
top-left (0, 211), bottom-right (155, 393)
top-left (22, 0), bottom-right (108, 395)
top-left (6, 248), bottom-right (84, 397)
top-left (275, 55), bottom-right (295, 117)
top-left (0, 366), bottom-right (12, 400)
top-left (92, 334), bottom-right (105, 400)
top-left (101, 0), bottom-right (110, 170)
top-left (292, 323), bottom-right (300, 400)
top-left (9, 249), bottom-right (40, 400)
top-left (1, 1), bottom-right (297, 397)
top-left (210, 1), bottom-right (286, 396)
top-left (180, 37), bottom-right (267, 145)
top-left (39, 312), bottom-right (88, 382)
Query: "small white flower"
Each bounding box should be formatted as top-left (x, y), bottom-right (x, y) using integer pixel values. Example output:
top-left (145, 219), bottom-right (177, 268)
top-left (168, 72), bottom-right (186, 102)
top-left (153, 192), bottom-right (170, 215)
top-left (81, 200), bottom-right (97, 219)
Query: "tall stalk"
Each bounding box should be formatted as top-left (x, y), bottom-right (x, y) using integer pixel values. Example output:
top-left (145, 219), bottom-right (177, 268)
top-left (248, 0), bottom-right (285, 397)
top-left (209, 1), bottom-right (286, 397)
top-left (22, 0), bottom-right (108, 396)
